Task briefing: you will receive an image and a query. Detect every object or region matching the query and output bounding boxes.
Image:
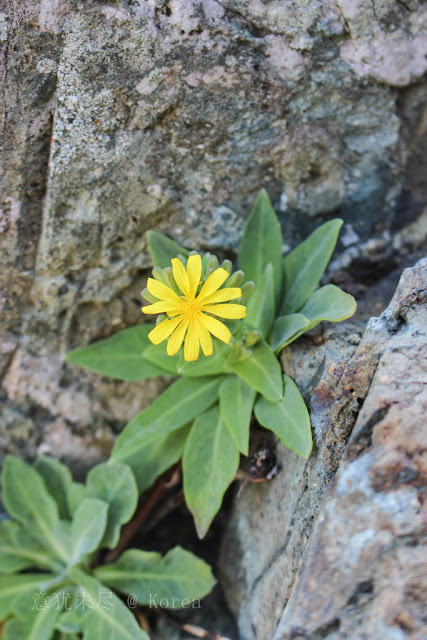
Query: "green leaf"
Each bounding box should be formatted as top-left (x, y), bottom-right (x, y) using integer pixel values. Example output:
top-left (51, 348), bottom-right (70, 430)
top-left (4, 590), bottom-right (63, 640)
top-left (219, 376), bottom-right (255, 455)
top-left (299, 284), bottom-right (357, 328)
top-left (85, 463), bottom-right (138, 548)
top-left (0, 574), bottom-right (54, 621)
top-left (270, 313), bottom-right (311, 353)
top-left (94, 546), bottom-right (215, 607)
top-left (111, 377), bottom-right (222, 471)
top-left (255, 375), bottom-right (312, 459)
top-left (69, 499), bottom-right (108, 564)
top-left (177, 341), bottom-right (231, 377)
top-left (66, 568), bottom-right (149, 640)
top-left (238, 190), bottom-right (283, 308)
top-left (114, 424), bottom-right (191, 493)
top-left (55, 596), bottom-right (90, 634)
top-left (65, 325), bottom-right (170, 381)
top-left (34, 457), bottom-right (73, 520)
top-left (55, 613), bottom-right (85, 634)
top-left (1, 457), bottom-right (69, 564)
top-left (280, 219), bottom-right (342, 315)
top-left (146, 230), bottom-right (189, 268)
top-left (66, 483), bottom-right (88, 517)
top-left (231, 340), bottom-right (283, 402)
top-left (245, 263), bottom-right (275, 337)
top-left (143, 342), bottom-right (179, 374)
top-left (183, 406), bottom-right (240, 538)
top-left (0, 520), bottom-right (62, 574)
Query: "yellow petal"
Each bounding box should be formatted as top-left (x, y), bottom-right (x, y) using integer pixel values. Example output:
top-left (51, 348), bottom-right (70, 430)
top-left (141, 301), bottom-right (181, 315)
top-left (184, 319), bottom-right (200, 361)
top-left (148, 316), bottom-right (184, 345)
top-left (197, 268), bottom-right (229, 302)
top-left (186, 254), bottom-right (202, 298)
top-left (195, 317), bottom-right (213, 356)
top-left (200, 287), bottom-right (242, 305)
top-left (202, 303), bottom-right (246, 319)
top-left (167, 318), bottom-right (189, 355)
top-left (172, 258), bottom-right (191, 299)
top-left (147, 278), bottom-right (182, 303)
top-left (165, 301), bottom-right (187, 317)
top-left (200, 314), bottom-right (231, 344)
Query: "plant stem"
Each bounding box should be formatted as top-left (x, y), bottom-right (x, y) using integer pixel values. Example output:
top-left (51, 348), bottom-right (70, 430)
top-left (143, 489), bottom-right (185, 534)
top-left (136, 608), bottom-right (152, 635)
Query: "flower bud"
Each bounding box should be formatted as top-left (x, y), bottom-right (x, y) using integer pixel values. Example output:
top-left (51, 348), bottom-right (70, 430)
top-left (225, 270), bottom-right (244, 288)
top-left (152, 266), bottom-right (166, 283)
top-left (208, 255), bottom-right (219, 269)
top-left (243, 328), bottom-right (262, 348)
top-left (206, 255), bottom-right (219, 278)
top-left (201, 252), bottom-right (213, 269)
top-left (226, 341), bottom-right (253, 365)
top-left (221, 259), bottom-right (232, 274)
top-left (141, 288), bottom-right (158, 303)
top-left (163, 267), bottom-right (181, 295)
top-left (241, 281), bottom-right (255, 303)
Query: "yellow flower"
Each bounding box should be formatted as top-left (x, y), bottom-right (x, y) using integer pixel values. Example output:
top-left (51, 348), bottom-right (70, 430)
top-left (142, 255), bottom-right (246, 361)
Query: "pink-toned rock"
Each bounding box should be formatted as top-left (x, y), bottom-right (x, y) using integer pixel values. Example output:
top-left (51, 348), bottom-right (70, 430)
top-left (273, 259), bottom-right (427, 640)
top-left (338, 0), bottom-right (427, 86)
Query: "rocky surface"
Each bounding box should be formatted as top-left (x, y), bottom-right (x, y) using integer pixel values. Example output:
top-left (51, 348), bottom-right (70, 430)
top-left (219, 259), bottom-right (426, 640)
top-left (273, 259), bottom-right (427, 640)
top-left (1, 1), bottom-right (427, 468)
top-left (219, 316), bottom-right (371, 639)
top-left (0, 4), bottom-right (426, 637)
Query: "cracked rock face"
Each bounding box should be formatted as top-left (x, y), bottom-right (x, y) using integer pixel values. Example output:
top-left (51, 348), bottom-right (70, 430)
top-left (0, 3), bottom-right (426, 636)
top-left (1, 0), bottom-right (426, 469)
top-left (220, 259), bottom-right (426, 640)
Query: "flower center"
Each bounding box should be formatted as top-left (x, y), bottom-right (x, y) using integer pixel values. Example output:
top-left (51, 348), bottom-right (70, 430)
top-left (184, 300), bottom-right (201, 320)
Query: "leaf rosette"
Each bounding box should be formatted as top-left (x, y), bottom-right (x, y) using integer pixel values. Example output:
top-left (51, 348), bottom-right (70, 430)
top-left (65, 189), bottom-right (357, 537)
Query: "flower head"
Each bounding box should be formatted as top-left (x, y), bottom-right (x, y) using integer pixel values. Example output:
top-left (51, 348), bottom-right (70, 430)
top-left (142, 255), bottom-right (246, 361)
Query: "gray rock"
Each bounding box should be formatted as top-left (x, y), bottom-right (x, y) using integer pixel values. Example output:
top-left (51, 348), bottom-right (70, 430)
top-left (273, 259), bottom-right (427, 640)
top-left (1, 1), bottom-right (426, 460)
top-left (219, 319), bottom-right (373, 639)
top-left (1, 4), bottom-right (426, 638)
top-left (219, 259), bottom-right (426, 640)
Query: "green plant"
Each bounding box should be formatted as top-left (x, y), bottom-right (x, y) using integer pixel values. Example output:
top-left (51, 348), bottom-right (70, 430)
top-left (66, 190), bottom-right (356, 537)
top-left (0, 456), bottom-right (215, 638)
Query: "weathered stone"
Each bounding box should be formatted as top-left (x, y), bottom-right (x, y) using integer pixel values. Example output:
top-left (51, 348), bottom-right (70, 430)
top-left (1, 1), bottom-right (426, 464)
top-left (219, 318), bottom-right (374, 639)
top-left (274, 260), bottom-right (426, 640)
top-left (1, 3), bottom-right (426, 638)
top-left (219, 259), bottom-right (426, 640)
top-left (338, 0), bottom-right (427, 87)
